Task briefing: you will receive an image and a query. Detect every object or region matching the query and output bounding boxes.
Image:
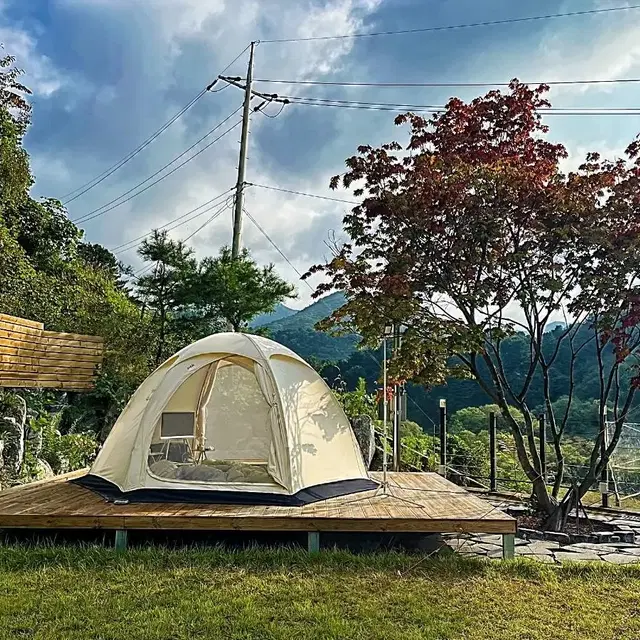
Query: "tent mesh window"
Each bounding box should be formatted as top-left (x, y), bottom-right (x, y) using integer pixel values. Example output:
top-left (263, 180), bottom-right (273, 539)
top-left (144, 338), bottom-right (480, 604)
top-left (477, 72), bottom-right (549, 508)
top-left (147, 358), bottom-right (276, 485)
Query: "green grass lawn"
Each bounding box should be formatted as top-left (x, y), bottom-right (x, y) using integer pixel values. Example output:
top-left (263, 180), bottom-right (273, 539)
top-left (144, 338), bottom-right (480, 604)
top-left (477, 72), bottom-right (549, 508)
top-left (0, 546), bottom-right (638, 640)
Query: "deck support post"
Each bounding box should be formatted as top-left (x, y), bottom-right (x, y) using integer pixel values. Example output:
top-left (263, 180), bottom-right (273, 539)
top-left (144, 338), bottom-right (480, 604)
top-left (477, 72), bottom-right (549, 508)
top-left (114, 529), bottom-right (128, 551)
top-left (502, 533), bottom-right (515, 560)
top-left (307, 531), bottom-right (320, 553)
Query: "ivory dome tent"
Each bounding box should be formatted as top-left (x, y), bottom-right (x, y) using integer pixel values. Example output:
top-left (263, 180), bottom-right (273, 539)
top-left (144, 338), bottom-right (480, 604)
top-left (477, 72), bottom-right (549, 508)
top-left (76, 333), bottom-right (377, 505)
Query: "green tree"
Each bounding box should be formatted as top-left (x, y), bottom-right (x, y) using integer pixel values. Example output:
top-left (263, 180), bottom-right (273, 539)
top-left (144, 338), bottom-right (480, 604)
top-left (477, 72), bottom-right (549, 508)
top-left (0, 52), bottom-right (31, 212)
top-left (0, 50), bottom-right (163, 446)
top-left (193, 247), bottom-right (295, 332)
top-left (542, 396), bottom-right (600, 438)
top-left (334, 377), bottom-right (377, 420)
top-left (2, 197), bottom-right (80, 269)
top-left (135, 230), bottom-right (199, 365)
top-left (450, 404), bottom-right (525, 434)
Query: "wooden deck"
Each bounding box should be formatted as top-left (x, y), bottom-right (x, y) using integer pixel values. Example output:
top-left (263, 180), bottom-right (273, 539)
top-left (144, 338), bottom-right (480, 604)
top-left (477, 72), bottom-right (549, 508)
top-left (0, 472), bottom-right (515, 536)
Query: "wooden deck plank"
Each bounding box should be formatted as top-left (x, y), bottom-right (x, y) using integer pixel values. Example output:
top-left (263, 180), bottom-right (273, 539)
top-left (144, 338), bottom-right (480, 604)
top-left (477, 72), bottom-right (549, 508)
top-left (0, 472), bottom-right (516, 534)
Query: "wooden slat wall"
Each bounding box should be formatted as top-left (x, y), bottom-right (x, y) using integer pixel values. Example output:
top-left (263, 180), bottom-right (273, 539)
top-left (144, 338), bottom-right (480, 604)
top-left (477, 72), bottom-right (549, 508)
top-left (0, 313), bottom-right (104, 391)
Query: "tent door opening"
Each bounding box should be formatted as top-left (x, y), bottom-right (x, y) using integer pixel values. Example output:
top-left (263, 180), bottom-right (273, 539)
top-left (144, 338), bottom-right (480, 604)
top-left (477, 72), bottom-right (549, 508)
top-left (147, 356), bottom-right (280, 487)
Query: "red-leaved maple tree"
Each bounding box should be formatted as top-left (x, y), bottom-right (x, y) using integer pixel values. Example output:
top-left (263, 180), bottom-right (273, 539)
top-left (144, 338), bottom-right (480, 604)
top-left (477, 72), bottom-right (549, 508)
top-left (308, 80), bottom-right (640, 530)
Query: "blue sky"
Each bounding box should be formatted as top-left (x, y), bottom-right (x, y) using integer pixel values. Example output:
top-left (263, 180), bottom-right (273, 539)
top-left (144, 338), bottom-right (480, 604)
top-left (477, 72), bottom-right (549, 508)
top-left (2, 0), bottom-right (640, 307)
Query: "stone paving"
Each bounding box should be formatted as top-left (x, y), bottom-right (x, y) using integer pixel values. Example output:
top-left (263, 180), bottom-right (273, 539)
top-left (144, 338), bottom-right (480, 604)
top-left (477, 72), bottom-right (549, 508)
top-left (445, 501), bottom-right (640, 564)
top-left (445, 533), bottom-right (640, 564)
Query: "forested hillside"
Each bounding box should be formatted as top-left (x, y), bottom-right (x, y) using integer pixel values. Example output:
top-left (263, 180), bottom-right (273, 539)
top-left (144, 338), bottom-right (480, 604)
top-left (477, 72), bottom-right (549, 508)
top-left (265, 292), bottom-right (360, 361)
top-left (249, 303), bottom-right (296, 328)
top-left (315, 324), bottom-right (630, 437)
top-left (255, 292), bottom-right (621, 437)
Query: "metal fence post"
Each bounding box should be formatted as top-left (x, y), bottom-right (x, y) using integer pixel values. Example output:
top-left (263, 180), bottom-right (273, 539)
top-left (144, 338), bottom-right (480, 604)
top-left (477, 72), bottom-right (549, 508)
top-left (601, 412), bottom-right (610, 508)
top-left (489, 411), bottom-right (497, 492)
top-left (393, 383), bottom-right (401, 471)
top-left (538, 414), bottom-right (546, 486)
top-left (392, 324), bottom-right (401, 472)
top-left (439, 399), bottom-right (447, 476)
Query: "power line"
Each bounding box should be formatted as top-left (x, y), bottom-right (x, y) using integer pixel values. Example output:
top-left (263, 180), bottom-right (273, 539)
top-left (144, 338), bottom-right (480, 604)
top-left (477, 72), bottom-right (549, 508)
top-left (132, 261), bottom-right (156, 280)
top-left (284, 96), bottom-right (640, 116)
top-left (254, 77), bottom-right (640, 89)
top-left (261, 5), bottom-right (640, 42)
top-left (243, 207), bottom-right (305, 278)
top-left (71, 112), bottom-right (242, 225)
top-left (181, 198), bottom-right (233, 243)
top-left (217, 43), bottom-right (254, 76)
top-left (129, 199), bottom-right (232, 279)
top-left (247, 182), bottom-right (359, 204)
top-left (61, 44), bottom-right (251, 205)
top-left (259, 102), bottom-right (287, 118)
top-left (110, 187), bottom-right (235, 255)
top-left (61, 91), bottom-right (206, 205)
top-left (72, 106), bottom-right (241, 223)
top-left (279, 95), bottom-right (640, 112)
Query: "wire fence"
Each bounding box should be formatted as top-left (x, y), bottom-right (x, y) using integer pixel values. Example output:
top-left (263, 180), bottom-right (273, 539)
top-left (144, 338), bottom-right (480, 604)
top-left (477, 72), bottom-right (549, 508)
top-left (608, 422), bottom-right (640, 506)
top-left (377, 415), bottom-right (640, 509)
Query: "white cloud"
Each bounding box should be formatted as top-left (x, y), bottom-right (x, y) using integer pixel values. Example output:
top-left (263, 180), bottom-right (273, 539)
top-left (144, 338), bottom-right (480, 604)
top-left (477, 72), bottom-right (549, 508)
top-left (535, 2), bottom-right (640, 95)
top-left (27, 0), bottom-right (382, 307)
top-left (22, 0), bottom-right (640, 311)
top-left (0, 26), bottom-right (66, 97)
top-left (560, 142), bottom-right (630, 174)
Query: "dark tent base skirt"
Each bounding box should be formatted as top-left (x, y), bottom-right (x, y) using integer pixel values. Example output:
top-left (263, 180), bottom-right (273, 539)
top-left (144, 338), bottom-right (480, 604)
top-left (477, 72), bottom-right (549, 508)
top-left (72, 474), bottom-right (379, 507)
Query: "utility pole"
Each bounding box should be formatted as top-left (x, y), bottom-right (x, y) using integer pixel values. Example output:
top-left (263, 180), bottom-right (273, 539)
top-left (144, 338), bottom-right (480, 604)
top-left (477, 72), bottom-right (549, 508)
top-left (231, 41), bottom-right (255, 260)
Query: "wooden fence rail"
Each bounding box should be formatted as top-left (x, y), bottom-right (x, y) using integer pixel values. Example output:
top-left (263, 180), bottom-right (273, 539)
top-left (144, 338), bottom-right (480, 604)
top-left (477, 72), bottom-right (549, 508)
top-left (0, 313), bottom-right (104, 391)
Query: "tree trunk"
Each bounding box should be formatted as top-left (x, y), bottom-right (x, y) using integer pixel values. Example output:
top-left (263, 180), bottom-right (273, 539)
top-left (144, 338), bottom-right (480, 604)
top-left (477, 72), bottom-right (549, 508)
top-left (156, 305), bottom-right (166, 366)
top-left (496, 403), bottom-right (553, 515)
top-left (551, 435), bottom-right (564, 499)
top-left (543, 488), bottom-right (577, 531)
top-left (0, 394), bottom-right (27, 477)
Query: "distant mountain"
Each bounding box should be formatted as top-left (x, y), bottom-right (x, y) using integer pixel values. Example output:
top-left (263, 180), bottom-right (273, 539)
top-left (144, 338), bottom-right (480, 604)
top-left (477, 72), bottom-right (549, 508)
top-left (264, 292), bottom-right (359, 362)
top-left (249, 303), bottom-right (297, 328)
top-left (265, 292), bottom-right (346, 332)
top-left (546, 321), bottom-right (567, 333)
